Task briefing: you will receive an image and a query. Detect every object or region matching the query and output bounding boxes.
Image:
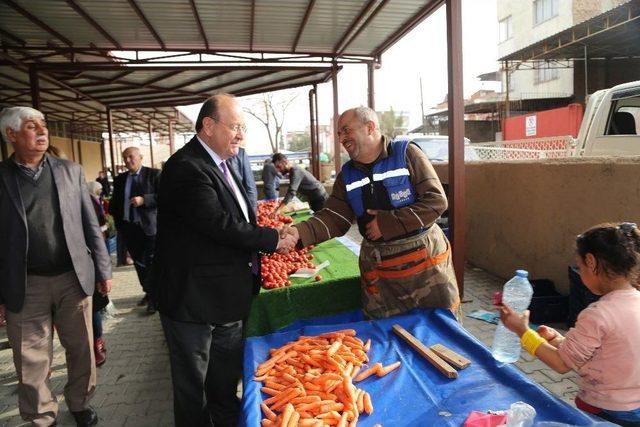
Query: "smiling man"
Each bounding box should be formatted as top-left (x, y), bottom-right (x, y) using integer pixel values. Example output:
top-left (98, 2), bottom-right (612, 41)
top-left (0, 106), bottom-right (112, 427)
top-left (284, 106), bottom-right (460, 320)
top-left (150, 93), bottom-right (296, 427)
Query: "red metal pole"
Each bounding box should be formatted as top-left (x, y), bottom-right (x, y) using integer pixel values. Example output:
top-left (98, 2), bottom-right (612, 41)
top-left (446, 0), bottom-right (465, 297)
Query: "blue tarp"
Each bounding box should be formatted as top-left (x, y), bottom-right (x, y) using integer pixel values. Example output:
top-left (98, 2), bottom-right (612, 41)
top-left (242, 309), bottom-right (604, 426)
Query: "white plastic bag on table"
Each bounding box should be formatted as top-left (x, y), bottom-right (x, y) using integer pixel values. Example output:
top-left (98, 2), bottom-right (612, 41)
top-left (505, 402), bottom-right (536, 427)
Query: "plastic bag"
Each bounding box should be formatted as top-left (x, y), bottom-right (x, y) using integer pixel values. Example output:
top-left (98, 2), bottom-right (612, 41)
top-left (505, 402), bottom-right (536, 427)
top-left (101, 300), bottom-right (118, 320)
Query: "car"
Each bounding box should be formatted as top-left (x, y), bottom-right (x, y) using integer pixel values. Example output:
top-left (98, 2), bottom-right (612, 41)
top-left (394, 134), bottom-right (480, 162)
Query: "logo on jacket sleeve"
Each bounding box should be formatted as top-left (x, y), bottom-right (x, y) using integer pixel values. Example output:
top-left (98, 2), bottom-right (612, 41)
top-left (390, 188), bottom-right (412, 202)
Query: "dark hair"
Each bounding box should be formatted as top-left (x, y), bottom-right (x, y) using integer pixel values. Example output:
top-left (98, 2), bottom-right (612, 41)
top-left (576, 222), bottom-right (640, 286)
top-left (195, 93), bottom-right (234, 133)
top-left (272, 152), bottom-right (287, 163)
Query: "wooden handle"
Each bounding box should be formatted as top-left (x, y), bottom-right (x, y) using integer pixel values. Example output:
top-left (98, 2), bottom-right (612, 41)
top-left (392, 324), bottom-right (458, 379)
top-left (430, 344), bottom-right (471, 370)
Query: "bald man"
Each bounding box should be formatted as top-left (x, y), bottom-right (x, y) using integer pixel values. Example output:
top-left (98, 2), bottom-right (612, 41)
top-left (111, 147), bottom-right (161, 312)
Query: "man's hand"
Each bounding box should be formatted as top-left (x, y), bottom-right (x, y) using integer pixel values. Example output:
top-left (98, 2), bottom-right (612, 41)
top-left (130, 196), bottom-right (145, 207)
top-left (365, 209), bottom-right (382, 240)
top-left (276, 226), bottom-right (299, 254)
top-left (97, 279), bottom-right (112, 296)
top-left (280, 224), bottom-right (299, 241)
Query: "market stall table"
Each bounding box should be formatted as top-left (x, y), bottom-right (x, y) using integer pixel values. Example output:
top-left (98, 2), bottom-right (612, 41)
top-left (242, 309), bottom-right (602, 426)
top-left (246, 209), bottom-right (361, 336)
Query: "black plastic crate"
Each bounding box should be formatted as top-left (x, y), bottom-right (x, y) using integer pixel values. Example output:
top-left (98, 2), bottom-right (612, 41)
top-left (567, 266), bottom-right (600, 327)
top-left (528, 279), bottom-right (569, 324)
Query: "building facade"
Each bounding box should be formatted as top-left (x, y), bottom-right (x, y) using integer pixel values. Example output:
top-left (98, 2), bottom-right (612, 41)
top-left (497, 0), bottom-right (629, 100)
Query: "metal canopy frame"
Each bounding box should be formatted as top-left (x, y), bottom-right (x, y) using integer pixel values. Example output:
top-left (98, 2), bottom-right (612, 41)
top-left (0, 0), bottom-right (467, 294)
top-left (0, 0), bottom-right (445, 60)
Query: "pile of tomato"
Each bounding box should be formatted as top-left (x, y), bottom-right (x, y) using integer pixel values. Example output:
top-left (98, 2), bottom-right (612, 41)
top-left (256, 200), bottom-right (292, 227)
top-left (257, 200), bottom-right (319, 289)
top-left (260, 248), bottom-right (319, 289)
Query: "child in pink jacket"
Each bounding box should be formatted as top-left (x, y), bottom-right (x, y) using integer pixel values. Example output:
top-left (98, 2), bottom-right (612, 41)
top-left (501, 222), bottom-right (640, 426)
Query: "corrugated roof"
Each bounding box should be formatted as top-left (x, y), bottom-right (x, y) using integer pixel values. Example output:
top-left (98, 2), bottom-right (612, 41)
top-left (0, 0), bottom-right (445, 134)
top-left (0, 0), bottom-right (444, 57)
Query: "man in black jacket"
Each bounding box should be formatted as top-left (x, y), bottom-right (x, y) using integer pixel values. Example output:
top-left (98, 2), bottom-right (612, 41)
top-left (111, 147), bottom-right (160, 312)
top-left (151, 94), bottom-right (296, 427)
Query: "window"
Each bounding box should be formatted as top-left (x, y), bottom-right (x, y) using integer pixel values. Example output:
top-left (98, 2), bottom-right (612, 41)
top-left (606, 103), bottom-right (640, 136)
top-left (534, 0), bottom-right (559, 25)
top-left (534, 63), bottom-right (559, 84)
top-left (499, 16), bottom-right (512, 43)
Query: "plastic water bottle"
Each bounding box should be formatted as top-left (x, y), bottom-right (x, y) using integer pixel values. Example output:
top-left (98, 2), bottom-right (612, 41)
top-left (492, 270), bottom-right (534, 363)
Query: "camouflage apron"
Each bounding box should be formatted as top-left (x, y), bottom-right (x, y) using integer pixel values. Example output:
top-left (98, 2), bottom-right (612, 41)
top-left (359, 224), bottom-right (460, 319)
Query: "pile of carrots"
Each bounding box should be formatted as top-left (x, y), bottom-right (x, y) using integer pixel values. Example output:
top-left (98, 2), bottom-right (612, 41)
top-left (254, 328), bottom-right (401, 426)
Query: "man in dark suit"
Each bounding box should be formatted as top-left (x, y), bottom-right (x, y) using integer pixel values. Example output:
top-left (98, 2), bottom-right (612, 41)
top-left (0, 106), bottom-right (111, 427)
top-left (111, 146), bottom-right (160, 313)
top-left (228, 146), bottom-right (257, 213)
top-left (151, 94), bottom-right (296, 427)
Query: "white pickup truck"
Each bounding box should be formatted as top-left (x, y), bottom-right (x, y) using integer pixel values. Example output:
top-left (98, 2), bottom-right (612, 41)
top-left (472, 80), bottom-right (640, 160)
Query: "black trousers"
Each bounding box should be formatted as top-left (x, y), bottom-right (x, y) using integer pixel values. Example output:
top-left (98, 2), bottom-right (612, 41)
top-left (160, 314), bottom-right (243, 427)
top-left (119, 221), bottom-right (155, 294)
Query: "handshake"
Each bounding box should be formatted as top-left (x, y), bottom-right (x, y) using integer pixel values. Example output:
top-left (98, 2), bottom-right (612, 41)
top-left (276, 225), bottom-right (299, 254)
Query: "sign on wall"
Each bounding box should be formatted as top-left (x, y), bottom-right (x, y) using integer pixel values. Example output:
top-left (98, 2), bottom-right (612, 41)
top-left (525, 115), bottom-right (537, 137)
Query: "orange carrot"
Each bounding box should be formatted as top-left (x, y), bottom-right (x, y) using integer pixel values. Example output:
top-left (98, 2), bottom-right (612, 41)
top-left (261, 402), bottom-right (277, 421)
top-left (279, 403), bottom-right (294, 427)
top-left (363, 338), bottom-right (371, 352)
top-left (354, 363), bottom-right (382, 382)
top-left (377, 361), bottom-right (402, 377)
top-left (363, 392), bottom-right (373, 415)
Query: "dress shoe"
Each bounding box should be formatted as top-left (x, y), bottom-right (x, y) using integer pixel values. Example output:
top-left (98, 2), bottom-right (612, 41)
top-left (71, 406), bottom-right (98, 427)
top-left (145, 301), bottom-right (157, 315)
top-left (136, 294), bottom-right (148, 307)
top-left (94, 337), bottom-right (106, 367)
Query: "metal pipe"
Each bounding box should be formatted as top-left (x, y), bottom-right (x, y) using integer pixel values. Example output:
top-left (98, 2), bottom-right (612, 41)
top-left (29, 66), bottom-right (41, 110)
top-left (314, 83), bottom-right (320, 160)
top-left (446, 0), bottom-right (465, 297)
top-left (584, 44), bottom-right (589, 101)
top-left (107, 108), bottom-right (116, 177)
top-left (308, 87), bottom-right (319, 179)
top-left (367, 61), bottom-right (376, 110)
top-left (168, 119), bottom-right (175, 155)
top-left (148, 121), bottom-right (155, 167)
top-left (331, 63), bottom-right (341, 174)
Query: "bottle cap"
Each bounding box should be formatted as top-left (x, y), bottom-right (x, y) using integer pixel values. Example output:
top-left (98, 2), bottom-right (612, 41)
top-left (515, 269), bottom-right (528, 278)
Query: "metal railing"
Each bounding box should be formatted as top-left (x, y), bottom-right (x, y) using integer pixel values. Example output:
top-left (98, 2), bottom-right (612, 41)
top-left (472, 136), bottom-right (577, 161)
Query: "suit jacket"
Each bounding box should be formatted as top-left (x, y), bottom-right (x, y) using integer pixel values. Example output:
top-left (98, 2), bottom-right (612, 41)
top-left (111, 165), bottom-right (160, 236)
top-left (151, 137), bottom-right (279, 324)
top-left (228, 147), bottom-right (257, 213)
top-left (0, 155), bottom-right (112, 312)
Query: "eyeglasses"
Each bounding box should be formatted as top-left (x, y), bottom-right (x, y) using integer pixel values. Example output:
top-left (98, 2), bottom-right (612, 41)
top-left (210, 117), bottom-right (247, 134)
